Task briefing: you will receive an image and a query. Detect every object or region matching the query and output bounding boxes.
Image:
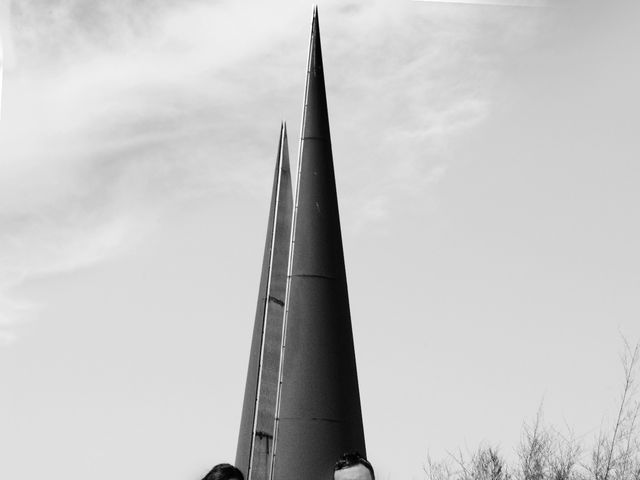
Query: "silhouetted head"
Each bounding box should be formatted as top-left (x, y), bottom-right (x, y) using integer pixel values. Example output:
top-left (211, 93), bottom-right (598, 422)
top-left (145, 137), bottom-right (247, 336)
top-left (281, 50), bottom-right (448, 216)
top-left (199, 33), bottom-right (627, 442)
top-left (201, 463), bottom-right (244, 480)
top-left (333, 452), bottom-right (375, 480)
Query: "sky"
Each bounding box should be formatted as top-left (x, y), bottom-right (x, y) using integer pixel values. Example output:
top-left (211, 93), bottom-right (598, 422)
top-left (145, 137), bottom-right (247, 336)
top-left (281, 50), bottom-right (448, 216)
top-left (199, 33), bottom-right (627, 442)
top-left (1, 0), bottom-right (639, 479)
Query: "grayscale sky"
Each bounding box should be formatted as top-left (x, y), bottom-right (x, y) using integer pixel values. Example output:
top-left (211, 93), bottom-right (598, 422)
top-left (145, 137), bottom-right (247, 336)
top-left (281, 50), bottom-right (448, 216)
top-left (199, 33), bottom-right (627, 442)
top-left (1, 1), bottom-right (639, 479)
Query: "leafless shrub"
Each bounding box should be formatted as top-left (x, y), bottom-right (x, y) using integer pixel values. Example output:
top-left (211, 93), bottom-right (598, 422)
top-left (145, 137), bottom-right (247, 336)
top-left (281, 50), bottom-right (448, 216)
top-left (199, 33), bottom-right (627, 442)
top-left (519, 408), bottom-right (552, 480)
top-left (469, 447), bottom-right (510, 480)
top-left (425, 454), bottom-right (456, 480)
top-left (424, 446), bottom-right (509, 480)
top-left (548, 429), bottom-right (581, 480)
top-left (425, 339), bottom-right (639, 480)
top-left (590, 339), bottom-right (640, 480)
top-left (516, 408), bottom-right (581, 480)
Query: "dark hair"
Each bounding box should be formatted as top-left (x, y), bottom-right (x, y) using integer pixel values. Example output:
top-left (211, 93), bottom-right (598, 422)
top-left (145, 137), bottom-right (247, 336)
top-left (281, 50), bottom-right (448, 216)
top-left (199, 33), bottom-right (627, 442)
top-left (334, 452), bottom-right (375, 480)
top-left (201, 463), bottom-right (244, 480)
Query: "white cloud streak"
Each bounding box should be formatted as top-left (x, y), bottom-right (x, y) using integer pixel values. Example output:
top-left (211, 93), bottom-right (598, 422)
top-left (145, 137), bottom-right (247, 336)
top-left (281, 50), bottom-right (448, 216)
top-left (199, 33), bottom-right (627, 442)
top-left (0, 0), bottom-right (544, 341)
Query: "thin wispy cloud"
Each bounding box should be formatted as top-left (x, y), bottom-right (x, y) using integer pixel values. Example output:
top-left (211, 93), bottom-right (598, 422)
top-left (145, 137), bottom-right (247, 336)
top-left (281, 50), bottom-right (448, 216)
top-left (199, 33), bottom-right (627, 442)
top-left (332, 0), bottom-right (543, 233)
top-left (0, 0), bottom-right (286, 341)
top-left (0, 0), bottom-right (545, 342)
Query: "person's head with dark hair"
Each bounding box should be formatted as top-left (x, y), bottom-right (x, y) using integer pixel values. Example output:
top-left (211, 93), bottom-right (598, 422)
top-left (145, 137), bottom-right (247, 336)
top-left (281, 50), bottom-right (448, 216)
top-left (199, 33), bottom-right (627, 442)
top-left (333, 452), bottom-right (375, 480)
top-left (201, 463), bottom-right (244, 480)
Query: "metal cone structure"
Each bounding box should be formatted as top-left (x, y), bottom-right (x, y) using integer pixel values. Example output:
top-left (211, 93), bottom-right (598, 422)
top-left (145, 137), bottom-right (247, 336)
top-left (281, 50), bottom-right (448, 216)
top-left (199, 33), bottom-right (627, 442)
top-left (237, 123), bottom-right (293, 480)
top-left (236, 9), bottom-right (366, 480)
top-left (272, 8), bottom-right (367, 479)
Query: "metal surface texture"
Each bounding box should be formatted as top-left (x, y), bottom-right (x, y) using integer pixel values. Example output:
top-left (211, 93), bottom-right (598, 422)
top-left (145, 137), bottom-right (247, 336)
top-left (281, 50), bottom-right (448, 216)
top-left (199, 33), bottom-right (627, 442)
top-left (236, 123), bottom-right (293, 480)
top-left (270, 9), bottom-right (366, 480)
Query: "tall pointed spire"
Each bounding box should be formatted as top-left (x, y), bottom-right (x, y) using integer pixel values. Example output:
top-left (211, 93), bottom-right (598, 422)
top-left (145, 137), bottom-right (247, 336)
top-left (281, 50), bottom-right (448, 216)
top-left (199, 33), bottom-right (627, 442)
top-left (236, 123), bottom-right (293, 480)
top-left (270, 8), bottom-right (366, 480)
